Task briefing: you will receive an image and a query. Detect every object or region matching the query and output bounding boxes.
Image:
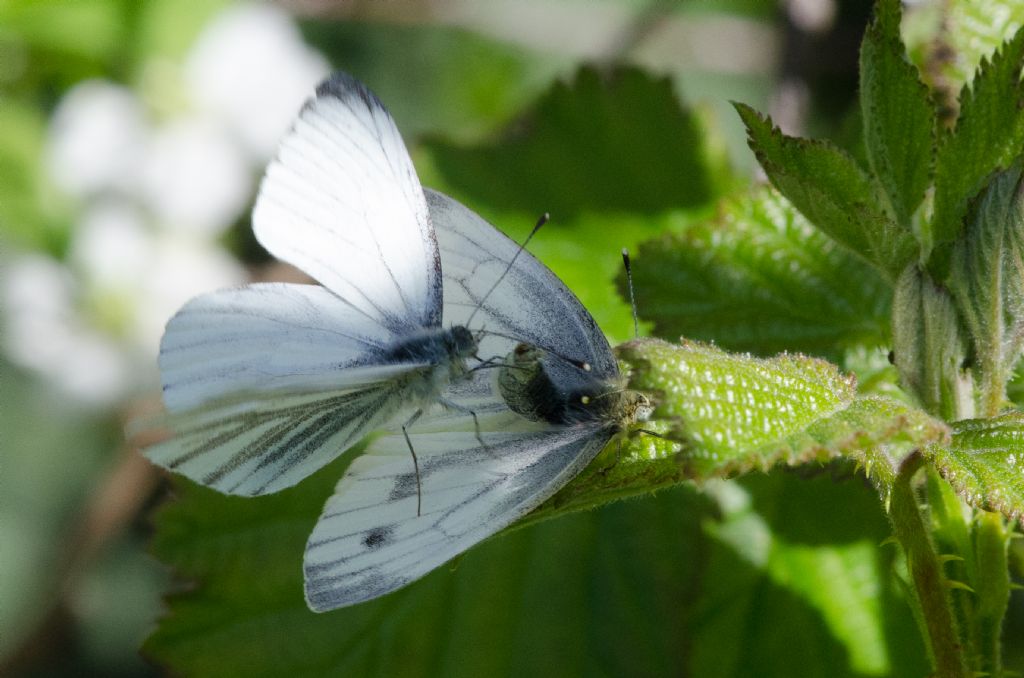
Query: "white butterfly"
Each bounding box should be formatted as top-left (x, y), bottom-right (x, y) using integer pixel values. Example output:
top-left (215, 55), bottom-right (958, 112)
top-left (149, 74), bottom-right (479, 497)
top-left (145, 72), bottom-right (649, 611)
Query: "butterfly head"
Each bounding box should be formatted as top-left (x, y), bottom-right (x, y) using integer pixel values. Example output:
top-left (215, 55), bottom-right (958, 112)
top-left (445, 325), bottom-right (478, 360)
top-left (572, 381), bottom-right (651, 432)
top-left (498, 342), bottom-right (649, 431)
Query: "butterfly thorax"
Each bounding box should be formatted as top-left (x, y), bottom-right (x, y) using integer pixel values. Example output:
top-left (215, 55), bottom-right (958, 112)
top-left (498, 343), bottom-right (651, 430)
top-left (382, 325), bottom-right (477, 392)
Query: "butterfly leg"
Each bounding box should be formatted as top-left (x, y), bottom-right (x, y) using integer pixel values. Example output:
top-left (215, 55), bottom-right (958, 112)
top-left (438, 397), bottom-right (489, 453)
top-left (468, 354), bottom-right (511, 374)
top-left (597, 437), bottom-right (624, 477)
top-left (402, 409), bottom-right (425, 517)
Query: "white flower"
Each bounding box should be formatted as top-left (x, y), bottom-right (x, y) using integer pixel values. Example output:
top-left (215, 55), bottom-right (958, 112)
top-left (185, 3), bottom-right (329, 160)
top-left (141, 117), bottom-right (250, 236)
top-left (2, 255), bottom-right (129, 404)
top-left (46, 81), bottom-right (148, 198)
top-left (70, 201), bottom-right (153, 291)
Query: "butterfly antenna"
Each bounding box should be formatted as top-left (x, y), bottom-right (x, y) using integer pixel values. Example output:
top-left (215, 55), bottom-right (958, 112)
top-left (466, 212), bottom-right (550, 326)
top-left (477, 329), bottom-right (592, 373)
top-left (622, 248), bottom-right (639, 339)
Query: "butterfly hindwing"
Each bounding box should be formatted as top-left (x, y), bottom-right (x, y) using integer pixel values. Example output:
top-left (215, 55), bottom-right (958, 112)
top-left (304, 391), bottom-right (611, 609)
top-left (148, 365), bottom-right (432, 496)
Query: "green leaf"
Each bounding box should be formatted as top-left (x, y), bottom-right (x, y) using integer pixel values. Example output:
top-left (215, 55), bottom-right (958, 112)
top-left (926, 469), bottom-right (973, 582)
top-left (626, 187), bottom-right (891, 358)
top-left (619, 338), bottom-right (855, 460)
top-left (145, 467), bottom-right (932, 678)
top-left (891, 264), bottom-right (973, 420)
top-left (925, 413), bottom-right (1024, 523)
top-left (734, 102), bottom-right (915, 281)
top-left (145, 466), bottom-right (714, 677)
top-left (427, 65), bottom-right (717, 218)
top-left (0, 0), bottom-right (146, 96)
top-left (947, 163), bottom-right (1024, 416)
top-left (929, 26), bottom-right (1024, 265)
top-left (300, 22), bottom-right (569, 142)
top-left (693, 472), bottom-right (930, 678)
top-left (814, 396), bottom-right (949, 492)
top-left (528, 343), bottom-right (947, 518)
top-left (0, 0), bottom-right (121, 63)
top-left (615, 338), bottom-right (946, 483)
top-left (925, 468), bottom-right (980, 670)
top-left (859, 0), bottom-right (935, 228)
top-left (135, 0), bottom-right (234, 62)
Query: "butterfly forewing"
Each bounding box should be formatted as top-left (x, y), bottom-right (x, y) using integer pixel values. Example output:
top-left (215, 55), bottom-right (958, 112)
top-left (427, 189), bottom-right (617, 377)
top-left (253, 73), bottom-right (442, 332)
top-left (159, 283), bottom-right (398, 411)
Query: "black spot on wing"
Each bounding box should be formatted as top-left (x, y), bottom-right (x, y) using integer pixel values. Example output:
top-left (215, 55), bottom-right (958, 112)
top-left (362, 526), bottom-right (394, 549)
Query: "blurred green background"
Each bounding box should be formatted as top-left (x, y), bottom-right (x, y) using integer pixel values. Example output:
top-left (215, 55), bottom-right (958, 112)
top-left (3, 1), bottom-right (1018, 676)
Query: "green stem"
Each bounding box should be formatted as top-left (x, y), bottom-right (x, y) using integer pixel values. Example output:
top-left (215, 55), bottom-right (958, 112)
top-left (889, 452), bottom-right (968, 678)
top-left (973, 512), bottom-right (1010, 677)
top-left (979, 354), bottom-right (1007, 418)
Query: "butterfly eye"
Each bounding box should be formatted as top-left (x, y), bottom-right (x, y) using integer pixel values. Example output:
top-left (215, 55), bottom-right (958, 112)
top-left (581, 395), bottom-right (591, 405)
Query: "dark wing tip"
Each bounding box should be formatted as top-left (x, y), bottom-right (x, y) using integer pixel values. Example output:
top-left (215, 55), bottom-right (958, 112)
top-left (312, 71), bottom-right (387, 116)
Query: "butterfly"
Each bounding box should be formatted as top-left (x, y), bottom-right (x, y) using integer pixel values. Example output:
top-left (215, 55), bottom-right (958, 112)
top-left (144, 71), bottom-right (649, 611)
top-left (148, 73), bottom-right (481, 497)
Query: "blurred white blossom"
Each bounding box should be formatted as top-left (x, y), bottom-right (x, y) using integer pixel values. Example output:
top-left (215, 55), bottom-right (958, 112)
top-left (71, 201), bottom-right (153, 291)
top-left (3, 256), bottom-right (129, 403)
top-left (141, 118), bottom-right (250, 236)
top-left (185, 3), bottom-right (329, 159)
top-left (71, 202), bottom-right (248, 352)
top-left (47, 81), bottom-right (148, 198)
